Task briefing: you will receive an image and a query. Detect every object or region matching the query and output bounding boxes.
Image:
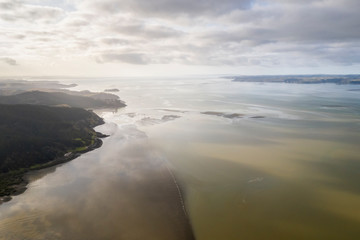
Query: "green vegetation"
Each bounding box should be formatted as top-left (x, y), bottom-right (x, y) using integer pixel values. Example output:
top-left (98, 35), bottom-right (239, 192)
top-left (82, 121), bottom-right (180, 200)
top-left (0, 104), bottom-right (105, 196)
top-left (0, 169), bottom-right (26, 196)
top-left (0, 91), bottom-right (126, 108)
top-left (73, 146), bottom-right (88, 152)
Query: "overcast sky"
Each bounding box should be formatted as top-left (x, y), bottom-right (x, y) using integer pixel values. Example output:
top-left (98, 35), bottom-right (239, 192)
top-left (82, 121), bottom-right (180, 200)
top-left (0, 0), bottom-right (359, 76)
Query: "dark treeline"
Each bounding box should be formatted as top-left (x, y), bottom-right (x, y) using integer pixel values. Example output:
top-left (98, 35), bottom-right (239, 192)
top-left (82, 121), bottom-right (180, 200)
top-left (0, 91), bottom-right (125, 109)
top-left (0, 104), bottom-right (104, 196)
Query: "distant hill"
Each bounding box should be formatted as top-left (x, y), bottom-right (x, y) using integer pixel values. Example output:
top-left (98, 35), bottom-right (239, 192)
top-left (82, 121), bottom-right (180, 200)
top-left (0, 91), bottom-right (126, 108)
top-left (230, 75), bottom-right (360, 84)
top-left (0, 104), bottom-right (105, 196)
top-left (0, 79), bottom-right (77, 96)
top-left (104, 88), bottom-right (120, 92)
top-left (0, 79), bottom-right (126, 108)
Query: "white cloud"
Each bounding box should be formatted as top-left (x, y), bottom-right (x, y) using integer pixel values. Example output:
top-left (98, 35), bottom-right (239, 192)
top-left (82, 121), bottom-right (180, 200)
top-left (0, 0), bottom-right (359, 75)
top-left (0, 0), bottom-right (65, 23)
top-left (96, 53), bottom-right (148, 65)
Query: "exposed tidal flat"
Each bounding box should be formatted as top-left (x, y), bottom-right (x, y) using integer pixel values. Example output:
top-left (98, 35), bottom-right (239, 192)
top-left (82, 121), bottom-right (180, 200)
top-left (1, 77), bottom-right (360, 239)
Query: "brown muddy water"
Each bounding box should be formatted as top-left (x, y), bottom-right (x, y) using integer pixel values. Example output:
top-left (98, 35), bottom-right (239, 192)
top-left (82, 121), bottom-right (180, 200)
top-left (1, 78), bottom-right (360, 239)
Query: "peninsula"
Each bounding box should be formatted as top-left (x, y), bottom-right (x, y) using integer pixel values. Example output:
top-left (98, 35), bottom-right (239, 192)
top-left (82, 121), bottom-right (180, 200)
top-left (0, 104), bottom-right (107, 201)
top-left (0, 79), bottom-right (126, 202)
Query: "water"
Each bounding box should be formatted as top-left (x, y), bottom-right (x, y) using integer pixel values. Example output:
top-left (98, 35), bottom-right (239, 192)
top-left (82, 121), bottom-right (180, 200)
top-left (1, 77), bottom-right (360, 239)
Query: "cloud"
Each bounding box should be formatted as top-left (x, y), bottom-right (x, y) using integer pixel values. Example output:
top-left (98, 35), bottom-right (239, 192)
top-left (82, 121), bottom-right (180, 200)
top-left (0, 0), bottom-right (64, 23)
top-left (99, 37), bottom-right (129, 46)
top-left (81, 0), bottom-right (255, 17)
top-left (1, 57), bottom-right (18, 66)
top-left (96, 53), bottom-right (149, 64)
top-left (0, 0), bottom-right (359, 73)
top-left (109, 22), bottom-right (183, 40)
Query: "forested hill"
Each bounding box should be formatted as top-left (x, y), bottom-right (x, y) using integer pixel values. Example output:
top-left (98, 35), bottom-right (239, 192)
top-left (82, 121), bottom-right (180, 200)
top-left (0, 91), bottom-right (126, 108)
top-left (0, 104), bottom-right (104, 188)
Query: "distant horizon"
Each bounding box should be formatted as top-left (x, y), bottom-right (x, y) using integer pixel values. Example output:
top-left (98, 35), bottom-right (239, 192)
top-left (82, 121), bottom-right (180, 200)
top-left (1, 73), bottom-right (360, 79)
top-left (1, 0), bottom-right (359, 77)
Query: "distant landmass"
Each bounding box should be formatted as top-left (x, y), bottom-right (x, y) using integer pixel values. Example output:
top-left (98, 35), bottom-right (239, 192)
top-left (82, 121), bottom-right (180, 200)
top-left (0, 91), bottom-right (125, 109)
top-left (104, 88), bottom-right (120, 92)
top-left (0, 79), bottom-right (126, 109)
top-left (0, 79), bottom-right (77, 96)
top-left (230, 75), bottom-right (360, 84)
top-left (0, 79), bottom-right (127, 201)
top-left (0, 104), bottom-right (106, 198)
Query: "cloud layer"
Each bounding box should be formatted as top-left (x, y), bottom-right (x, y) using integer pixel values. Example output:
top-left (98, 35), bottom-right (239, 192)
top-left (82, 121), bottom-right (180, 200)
top-left (0, 0), bottom-right (359, 74)
top-left (1, 57), bottom-right (17, 66)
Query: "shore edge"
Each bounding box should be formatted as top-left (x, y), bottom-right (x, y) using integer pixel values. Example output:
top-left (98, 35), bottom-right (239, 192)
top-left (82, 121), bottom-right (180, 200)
top-left (0, 135), bottom-right (106, 204)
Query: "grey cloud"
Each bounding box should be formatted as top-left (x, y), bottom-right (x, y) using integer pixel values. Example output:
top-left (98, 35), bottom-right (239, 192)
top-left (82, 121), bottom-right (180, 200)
top-left (286, 42), bottom-right (360, 66)
top-left (99, 38), bottom-right (129, 46)
top-left (273, 4), bottom-right (360, 43)
top-left (58, 12), bottom-right (97, 28)
top-left (1, 0), bottom-right (359, 69)
top-left (0, 1), bottom-right (19, 10)
top-left (80, 0), bottom-right (360, 67)
top-left (71, 38), bottom-right (97, 50)
top-left (187, 0), bottom-right (360, 66)
top-left (31, 37), bottom-right (53, 42)
top-left (0, 0), bottom-right (64, 23)
top-left (109, 21), bottom-right (183, 39)
top-left (12, 34), bottom-right (26, 39)
top-left (25, 30), bottom-right (51, 35)
top-left (198, 28), bottom-right (275, 46)
top-left (96, 53), bottom-right (149, 64)
top-left (82, 0), bottom-right (255, 17)
top-left (222, 0), bottom-right (360, 44)
top-left (62, 17), bottom-right (89, 27)
top-left (1, 57), bottom-right (17, 66)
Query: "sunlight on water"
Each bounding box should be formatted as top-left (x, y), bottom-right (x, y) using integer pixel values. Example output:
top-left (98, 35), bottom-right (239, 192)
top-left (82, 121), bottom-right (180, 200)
top-left (1, 77), bottom-right (360, 239)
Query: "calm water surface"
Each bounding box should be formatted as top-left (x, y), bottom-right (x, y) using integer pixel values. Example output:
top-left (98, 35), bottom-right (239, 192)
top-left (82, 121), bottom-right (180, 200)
top-left (1, 77), bottom-right (360, 239)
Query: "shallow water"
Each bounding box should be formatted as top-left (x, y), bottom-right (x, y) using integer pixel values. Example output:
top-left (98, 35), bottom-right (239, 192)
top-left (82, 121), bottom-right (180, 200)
top-left (0, 123), bottom-right (194, 240)
top-left (1, 77), bottom-right (360, 239)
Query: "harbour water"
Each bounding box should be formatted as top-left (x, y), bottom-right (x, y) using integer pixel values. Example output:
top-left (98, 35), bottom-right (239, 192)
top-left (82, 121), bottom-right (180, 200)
top-left (1, 77), bottom-right (360, 239)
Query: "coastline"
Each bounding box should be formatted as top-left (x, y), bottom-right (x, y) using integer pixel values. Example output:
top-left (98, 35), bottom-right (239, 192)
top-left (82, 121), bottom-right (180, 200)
top-left (0, 103), bottom-right (196, 239)
top-left (164, 164), bottom-right (195, 240)
top-left (0, 135), bottom-right (106, 204)
top-left (0, 131), bottom-right (197, 240)
top-left (0, 128), bottom-right (196, 239)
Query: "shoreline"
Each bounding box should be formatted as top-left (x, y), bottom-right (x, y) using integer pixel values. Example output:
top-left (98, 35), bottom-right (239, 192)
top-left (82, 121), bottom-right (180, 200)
top-left (0, 116), bottom-right (196, 239)
top-left (0, 133), bottom-right (197, 240)
top-left (0, 135), bottom-right (106, 204)
top-left (165, 165), bottom-right (195, 240)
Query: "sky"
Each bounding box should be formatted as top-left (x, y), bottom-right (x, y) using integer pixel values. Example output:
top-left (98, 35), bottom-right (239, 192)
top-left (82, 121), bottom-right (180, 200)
top-left (0, 0), bottom-right (359, 77)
